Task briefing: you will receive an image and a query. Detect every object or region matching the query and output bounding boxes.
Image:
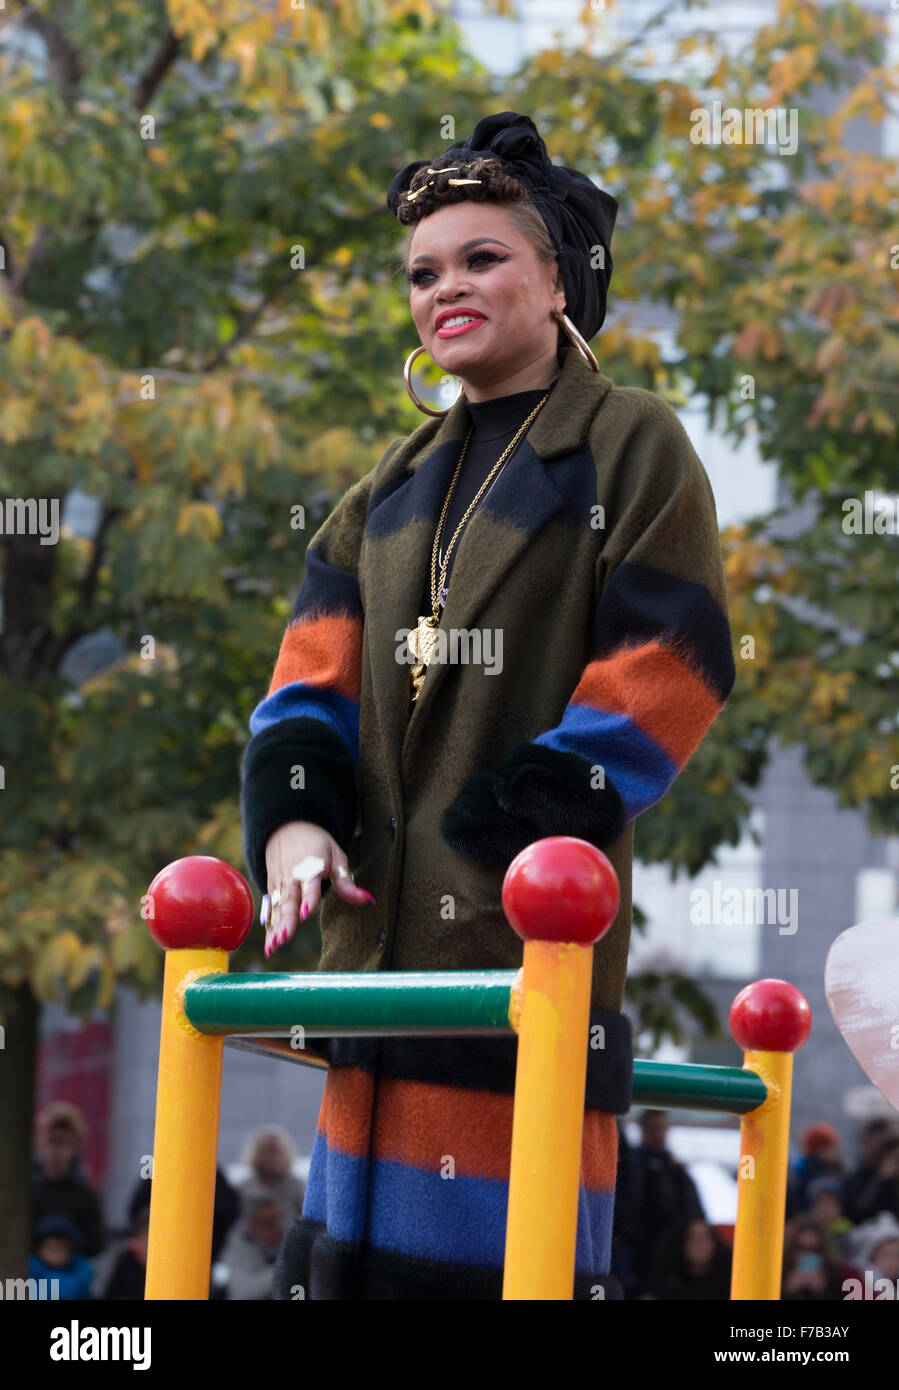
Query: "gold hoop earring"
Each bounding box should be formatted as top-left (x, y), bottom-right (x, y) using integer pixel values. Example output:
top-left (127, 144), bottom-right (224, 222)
top-left (403, 345), bottom-right (464, 417)
top-left (551, 307), bottom-right (600, 373)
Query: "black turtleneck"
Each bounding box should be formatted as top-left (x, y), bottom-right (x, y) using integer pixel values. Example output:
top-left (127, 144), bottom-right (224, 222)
top-left (417, 375), bottom-right (560, 619)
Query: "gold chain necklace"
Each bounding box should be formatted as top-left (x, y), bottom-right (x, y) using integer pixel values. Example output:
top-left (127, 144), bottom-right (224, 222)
top-left (408, 392), bottom-right (551, 705)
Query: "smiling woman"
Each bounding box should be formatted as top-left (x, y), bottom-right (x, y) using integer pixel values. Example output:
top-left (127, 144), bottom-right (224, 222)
top-left (239, 111), bottom-right (736, 1301)
top-left (401, 156), bottom-right (579, 400)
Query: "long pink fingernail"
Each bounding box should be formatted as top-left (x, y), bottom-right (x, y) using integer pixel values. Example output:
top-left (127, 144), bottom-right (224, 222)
top-left (300, 900), bottom-right (309, 921)
top-left (357, 889), bottom-right (376, 904)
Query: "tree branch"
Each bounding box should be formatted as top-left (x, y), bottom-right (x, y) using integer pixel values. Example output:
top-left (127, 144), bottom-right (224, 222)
top-left (133, 26), bottom-right (182, 110)
top-left (201, 264), bottom-right (303, 371)
top-left (78, 503), bottom-right (124, 612)
top-left (11, 0), bottom-right (82, 106)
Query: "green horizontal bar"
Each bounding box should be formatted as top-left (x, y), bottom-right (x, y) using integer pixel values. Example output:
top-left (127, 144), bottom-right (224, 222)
top-left (186, 972), bottom-right (768, 1113)
top-left (632, 1059), bottom-right (767, 1115)
top-left (184, 970), bottom-right (518, 1037)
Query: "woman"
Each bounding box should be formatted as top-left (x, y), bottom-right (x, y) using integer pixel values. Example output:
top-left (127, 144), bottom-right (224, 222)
top-left (239, 111), bottom-right (735, 1300)
top-left (238, 1126), bottom-right (306, 1218)
top-left (782, 1216), bottom-right (848, 1301)
top-left (645, 1218), bottom-right (733, 1301)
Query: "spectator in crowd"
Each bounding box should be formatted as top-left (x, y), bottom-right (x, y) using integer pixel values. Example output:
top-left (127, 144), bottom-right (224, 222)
top-left (806, 1176), bottom-right (854, 1261)
top-left (239, 1126), bottom-right (305, 1218)
top-left (101, 1206), bottom-right (149, 1300)
top-left (610, 1120), bottom-right (637, 1297)
top-left (842, 1118), bottom-right (897, 1224)
top-left (624, 1109), bottom-right (705, 1293)
top-left (31, 1102), bottom-right (105, 1258)
top-left (842, 1130), bottom-right (899, 1226)
top-left (217, 1193), bottom-right (285, 1300)
top-left (644, 1217), bottom-right (732, 1300)
top-left (789, 1123), bottom-right (844, 1215)
top-left (781, 1216), bottom-right (846, 1300)
top-left (29, 1215), bottom-right (93, 1299)
top-left (127, 1163), bottom-right (240, 1261)
top-left (850, 1211), bottom-right (899, 1297)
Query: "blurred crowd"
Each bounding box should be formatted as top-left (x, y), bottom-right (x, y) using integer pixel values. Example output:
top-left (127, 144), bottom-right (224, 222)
top-left (29, 1102), bottom-right (305, 1300)
top-left (27, 1099), bottom-right (899, 1300)
top-left (613, 1110), bottom-right (899, 1299)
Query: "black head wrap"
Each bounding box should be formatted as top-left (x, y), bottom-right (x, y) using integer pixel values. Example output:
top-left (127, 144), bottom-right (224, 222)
top-left (386, 111), bottom-right (618, 340)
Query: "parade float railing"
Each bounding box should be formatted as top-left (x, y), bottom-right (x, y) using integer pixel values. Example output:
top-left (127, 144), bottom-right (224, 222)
top-left (142, 841), bottom-right (811, 1303)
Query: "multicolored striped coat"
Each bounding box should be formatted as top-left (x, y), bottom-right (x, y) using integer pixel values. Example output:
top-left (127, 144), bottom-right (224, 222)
top-left (239, 342), bottom-right (735, 1299)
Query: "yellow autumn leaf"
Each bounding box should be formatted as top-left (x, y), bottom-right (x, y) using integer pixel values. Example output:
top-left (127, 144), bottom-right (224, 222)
top-left (230, 37), bottom-right (257, 82)
top-left (306, 6), bottom-right (328, 48)
top-left (33, 930), bottom-right (83, 999)
top-left (214, 456), bottom-right (245, 494)
top-left (808, 671), bottom-right (855, 717)
top-left (70, 392), bottom-right (110, 423)
top-left (176, 501), bottom-right (224, 540)
top-left (0, 397), bottom-right (37, 443)
top-left (190, 26), bottom-right (219, 62)
top-left (7, 316), bottom-right (52, 371)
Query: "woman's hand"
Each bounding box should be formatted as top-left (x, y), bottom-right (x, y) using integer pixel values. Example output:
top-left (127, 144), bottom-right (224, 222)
top-left (264, 821), bottom-right (375, 958)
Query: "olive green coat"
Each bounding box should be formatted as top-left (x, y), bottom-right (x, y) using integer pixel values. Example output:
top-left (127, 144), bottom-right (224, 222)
top-left (240, 343), bottom-right (735, 1021)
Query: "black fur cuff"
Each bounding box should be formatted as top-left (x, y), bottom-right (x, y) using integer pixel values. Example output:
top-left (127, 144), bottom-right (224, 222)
top-left (440, 741), bottom-right (626, 868)
top-left (319, 1006), bottom-right (633, 1113)
top-left (239, 717), bottom-right (359, 893)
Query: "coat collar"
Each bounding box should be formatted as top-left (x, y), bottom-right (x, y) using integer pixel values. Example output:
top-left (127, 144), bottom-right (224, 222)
top-left (407, 342), bottom-right (613, 469)
top-left (365, 346), bottom-right (613, 787)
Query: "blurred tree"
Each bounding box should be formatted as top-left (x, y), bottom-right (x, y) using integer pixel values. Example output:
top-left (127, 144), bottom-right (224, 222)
top-left (0, 0), bottom-right (519, 1281)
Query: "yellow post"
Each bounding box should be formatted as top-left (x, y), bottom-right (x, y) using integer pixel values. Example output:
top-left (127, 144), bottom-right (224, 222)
top-left (500, 837), bottom-right (620, 1302)
top-left (142, 855), bottom-right (255, 1300)
top-left (728, 979), bottom-right (811, 1301)
top-left (145, 949), bottom-right (227, 1300)
top-left (503, 939), bottom-right (594, 1299)
top-left (730, 1050), bottom-right (793, 1300)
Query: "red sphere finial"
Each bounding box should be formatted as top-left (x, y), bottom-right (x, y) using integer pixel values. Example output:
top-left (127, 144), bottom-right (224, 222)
top-left (145, 856), bottom-right (254, 952)
top-left (501, 837), bottom-right (620, 946)
top-left (730, 978), bottom-right (811, 1053)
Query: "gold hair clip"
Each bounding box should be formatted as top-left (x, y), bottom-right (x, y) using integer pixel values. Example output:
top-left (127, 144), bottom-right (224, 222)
top-left (404, 165), bottom-right (483, 202)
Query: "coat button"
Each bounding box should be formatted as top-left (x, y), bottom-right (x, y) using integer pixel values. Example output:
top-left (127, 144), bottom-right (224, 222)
top-left (377, 929), bottom-right (386, 952)
top-left (389, 817), bottom-right (396, 840)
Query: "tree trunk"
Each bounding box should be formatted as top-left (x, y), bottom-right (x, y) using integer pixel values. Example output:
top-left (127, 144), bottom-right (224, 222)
top-left (0, 986), bottom-right (39, 1277)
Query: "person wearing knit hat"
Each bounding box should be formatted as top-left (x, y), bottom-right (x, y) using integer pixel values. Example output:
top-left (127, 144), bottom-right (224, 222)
top-left (852, 1211), bottom-right (899, 1275)
top-left (240, 110), bottom-right (735, 1300)
top-left (790, 1120), bottom-right (844, 1214)
top-left (805, 1175), bottom-right (854, 1260)
top-left (29, 1214), bottom-right (94, 1300)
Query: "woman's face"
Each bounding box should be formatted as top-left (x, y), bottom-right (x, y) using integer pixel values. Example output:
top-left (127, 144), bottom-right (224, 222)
top-left (812, 1191), bottom-right (841, 1224)
top-left (873, 1238), bottom-right (899, 1279)
top-left (255, 1134), bottom-right (288, 1177)
top-left (406, 201), bottom-right (565, 395)
top-left (684, 1219), bottom-right (715, 1266)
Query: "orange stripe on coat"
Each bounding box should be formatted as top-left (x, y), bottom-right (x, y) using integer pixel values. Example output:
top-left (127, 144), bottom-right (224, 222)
top-left (369, 1076), bottom-right (618, 1191)
top-left (269, 612), bottom-right (362, 703)
top-left (572, 638), bottom-right (721, 768)
top-left (318, 1067), bottom-right (375, 1157)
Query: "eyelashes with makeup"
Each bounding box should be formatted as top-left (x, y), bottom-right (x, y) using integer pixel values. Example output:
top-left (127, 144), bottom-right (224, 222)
top-left (406, 250), bottom-right (508, 287)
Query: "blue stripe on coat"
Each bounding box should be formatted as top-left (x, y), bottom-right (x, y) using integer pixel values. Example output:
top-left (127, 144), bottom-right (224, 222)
top-left (302, 1132), bottom-right (615, 1276)
top-left (248, 684), bottom-right (359, 768)
top-left (302, 1131), bottom-right (369, 1244)
top-left (534, 703), bottom-right (678, 821)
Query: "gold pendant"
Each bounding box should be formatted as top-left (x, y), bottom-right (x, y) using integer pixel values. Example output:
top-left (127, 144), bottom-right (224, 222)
top-left (409, 614), bottom-right (440, 703)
